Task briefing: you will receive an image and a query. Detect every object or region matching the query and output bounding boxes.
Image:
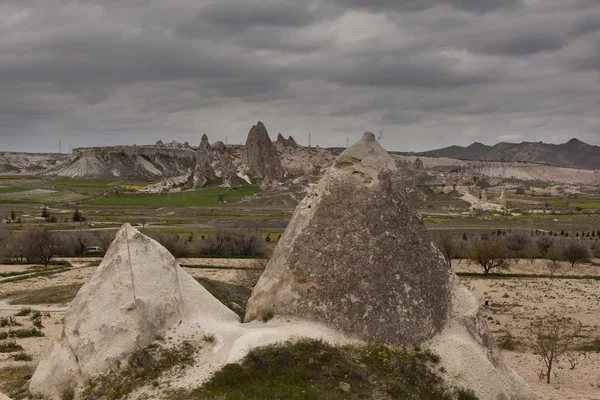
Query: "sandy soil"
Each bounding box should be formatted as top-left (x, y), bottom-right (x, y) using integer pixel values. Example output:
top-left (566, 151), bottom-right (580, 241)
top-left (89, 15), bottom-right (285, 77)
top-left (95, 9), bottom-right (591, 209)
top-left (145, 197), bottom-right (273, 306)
top-left (177, 258), bottom-right (256, 268)
top-left (461, 275), bottom-right (600, 399)
top-left (454, 258), bottom-right (600, 277)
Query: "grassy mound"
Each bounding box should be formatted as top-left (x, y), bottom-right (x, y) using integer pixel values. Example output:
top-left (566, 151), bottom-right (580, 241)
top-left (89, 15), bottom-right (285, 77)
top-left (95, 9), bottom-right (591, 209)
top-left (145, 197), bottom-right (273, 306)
top-left (170, 339), bottom-right (477, 400)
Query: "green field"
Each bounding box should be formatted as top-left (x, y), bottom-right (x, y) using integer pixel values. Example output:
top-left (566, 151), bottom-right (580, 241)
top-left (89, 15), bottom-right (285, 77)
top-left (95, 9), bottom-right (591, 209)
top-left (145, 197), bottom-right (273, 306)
top-left (86, 186), bottom-right (261, 207)
top-left (0, 187), bottom-right (30, 193)
top-left (508, 194), bottom-right (600, 210)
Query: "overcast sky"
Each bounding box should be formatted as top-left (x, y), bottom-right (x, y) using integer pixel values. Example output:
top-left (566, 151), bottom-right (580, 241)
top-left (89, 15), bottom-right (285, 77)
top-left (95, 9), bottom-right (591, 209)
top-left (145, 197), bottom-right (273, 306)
top-left (1, 0), bottom-right (599, 153)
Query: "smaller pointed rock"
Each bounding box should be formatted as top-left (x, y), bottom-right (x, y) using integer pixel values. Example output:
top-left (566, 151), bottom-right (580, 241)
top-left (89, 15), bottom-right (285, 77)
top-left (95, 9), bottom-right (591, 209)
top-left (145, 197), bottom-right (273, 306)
top-left (200, 134), bottom-right (211, 150)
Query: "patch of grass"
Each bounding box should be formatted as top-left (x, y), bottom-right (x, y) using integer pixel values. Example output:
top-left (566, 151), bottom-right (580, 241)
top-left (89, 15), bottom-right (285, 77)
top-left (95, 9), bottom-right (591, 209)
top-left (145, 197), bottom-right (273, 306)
top-left (202, 334), bottom-right (216, 344)
top-left (0, 316), bottom-right (20, 327)
top-left (0, 269), bottom-right (70, 285)
top-left (0, 366), bottom-right (34, 399)
top-left (5, 284), bottom-right (83, 305)
top-left (81, 341), bottom-right (197, 400)
top-left (0, 267), bottom-right (65, 279)
top-left (14, 308), bottom-right (32, 317)
top-left (12, 353), bottom-right (32, 361)
top-left (195, 278), bottom-right (252, 313)
top-left (6, 329), bottom-right (44, 339)
top-left (261, 309), bottom-right (274, 322)
top-left (86, 186), bottom-right (261, 207)
top-left (0, 341), bottom-right (24, 353)
top-left (169, 339), bottom-right (470, 400)
top-left (579, 337), bottom-right (600, 352)
top-left (497, 333), bottom-right (519, 351)
top-left (0, 186), bottom-right (30, 194)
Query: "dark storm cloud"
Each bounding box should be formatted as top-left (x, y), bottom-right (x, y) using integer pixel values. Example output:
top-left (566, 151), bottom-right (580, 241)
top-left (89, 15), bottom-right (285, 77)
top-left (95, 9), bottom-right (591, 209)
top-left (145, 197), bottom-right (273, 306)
top-left (0, 0), bottom-right (598, 152)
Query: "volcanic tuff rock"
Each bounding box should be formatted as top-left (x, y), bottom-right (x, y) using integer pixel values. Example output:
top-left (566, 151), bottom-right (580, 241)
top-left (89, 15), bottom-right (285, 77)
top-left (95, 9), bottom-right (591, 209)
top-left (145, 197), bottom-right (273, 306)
top-left (244, 121), bottom-right (284, 181)
top-left (245, 132), bottom-right (451, 344)
top-left (29, 224), bottom-right (239, 399)
top-left (245, 132), bottom-right (534, 400)
top-left (193, 134), bottom-right (216, 187)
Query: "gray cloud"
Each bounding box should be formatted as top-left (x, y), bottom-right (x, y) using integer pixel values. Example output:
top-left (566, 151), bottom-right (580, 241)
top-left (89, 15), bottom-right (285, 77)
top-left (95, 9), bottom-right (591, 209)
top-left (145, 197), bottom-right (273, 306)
top-left (331, 0), bottom-right (523, 14)
top-left (0, 0), bottom-right (598, 152)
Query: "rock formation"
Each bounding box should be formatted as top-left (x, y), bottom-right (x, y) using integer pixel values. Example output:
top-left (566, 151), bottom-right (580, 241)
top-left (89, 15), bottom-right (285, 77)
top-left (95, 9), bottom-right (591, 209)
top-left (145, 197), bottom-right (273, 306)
top-left (246, 132), bottom-right (451, 344)
top-left (287, 135), bottom-right (297, 147)
top-left (245, 132), bottom-right (534, 400)
top-left (413, 157), bottom-right (425, 170)
top-left (193, 134), bottom-right (216, 187)
top-left (244, 121), bottom-right (284, 182)
top-left (481, 188), bottom-right (488, 202)
top-left (498, 190), bottom-right (507, 208)
top-left (213, 140), bottom-right (226, 152)
top-left (29, 224), bottom-right (238, 399)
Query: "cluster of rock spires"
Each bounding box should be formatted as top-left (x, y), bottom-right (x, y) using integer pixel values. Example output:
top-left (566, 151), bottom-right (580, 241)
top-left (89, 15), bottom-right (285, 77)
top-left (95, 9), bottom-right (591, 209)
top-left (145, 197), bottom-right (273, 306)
top-left (30, 134), bottom-right (534, 400)
top-left (43, 121), bottom-right (334, 186)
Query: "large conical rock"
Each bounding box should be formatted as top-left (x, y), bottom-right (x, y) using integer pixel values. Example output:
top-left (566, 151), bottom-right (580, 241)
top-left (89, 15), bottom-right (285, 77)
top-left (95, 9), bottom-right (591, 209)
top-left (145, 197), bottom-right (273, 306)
top-left (244, 121), bottom-right (284, 181)
top-left (245, 132), bottom-right (450, 343)
top-left (245, 133), bottom-right (534, 400)
top-left (30, 224), bottom-right (238, 399)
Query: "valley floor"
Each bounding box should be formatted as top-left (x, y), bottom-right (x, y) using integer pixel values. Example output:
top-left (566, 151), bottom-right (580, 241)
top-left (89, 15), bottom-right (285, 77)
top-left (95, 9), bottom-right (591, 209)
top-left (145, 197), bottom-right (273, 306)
top-left (0, 258), bottom-right (598, 399)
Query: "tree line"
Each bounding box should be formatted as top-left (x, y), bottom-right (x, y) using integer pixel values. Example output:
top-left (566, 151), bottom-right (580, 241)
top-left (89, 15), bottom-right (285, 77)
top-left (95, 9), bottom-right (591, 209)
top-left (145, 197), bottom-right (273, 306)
top-left (436, 230), bottom-right (594, 275)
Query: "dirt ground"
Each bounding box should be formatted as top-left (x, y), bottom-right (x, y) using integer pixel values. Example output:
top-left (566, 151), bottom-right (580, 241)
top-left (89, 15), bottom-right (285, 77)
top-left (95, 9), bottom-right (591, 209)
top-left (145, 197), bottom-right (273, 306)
top-left (0, 259), bottom-right (598, 399)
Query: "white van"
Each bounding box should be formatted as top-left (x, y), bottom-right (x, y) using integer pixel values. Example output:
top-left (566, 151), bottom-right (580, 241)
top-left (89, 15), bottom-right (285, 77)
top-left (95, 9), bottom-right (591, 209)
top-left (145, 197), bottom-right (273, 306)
top-left (84, 246), bottom-right (105, 255)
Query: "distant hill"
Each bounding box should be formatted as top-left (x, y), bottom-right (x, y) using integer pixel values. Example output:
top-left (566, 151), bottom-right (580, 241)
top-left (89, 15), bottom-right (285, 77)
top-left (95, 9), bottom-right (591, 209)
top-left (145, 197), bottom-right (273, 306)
top-left (417, 138), bottom-right (600, 170)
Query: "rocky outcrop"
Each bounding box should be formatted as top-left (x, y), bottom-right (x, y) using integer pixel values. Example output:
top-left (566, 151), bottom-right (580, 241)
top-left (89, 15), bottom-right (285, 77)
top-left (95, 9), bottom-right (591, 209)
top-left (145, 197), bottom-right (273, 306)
top-left (244, 122), bottom-right (284, 182)
top-left (193, 134), bottom-right (216, 187)
top-left (245, 133), bottom-right (534, 400)
top-left (246, 132), bottom-right (450, 344)
top-left (29, 224), bottom-right (238, 399)
top-left (213, 141), bottom-right (226, 152)
top-left (498, 190), bottom-right (507, 208)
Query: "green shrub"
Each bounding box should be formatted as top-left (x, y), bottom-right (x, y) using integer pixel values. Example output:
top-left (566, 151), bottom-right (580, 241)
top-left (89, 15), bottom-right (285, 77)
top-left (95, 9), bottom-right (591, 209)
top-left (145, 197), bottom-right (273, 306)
top-left (0, 341), bottom-right (24, 353)
top-left (14, 308), bottom-right (32, 317)
top-left (12, 352), bottom-right (32, 361)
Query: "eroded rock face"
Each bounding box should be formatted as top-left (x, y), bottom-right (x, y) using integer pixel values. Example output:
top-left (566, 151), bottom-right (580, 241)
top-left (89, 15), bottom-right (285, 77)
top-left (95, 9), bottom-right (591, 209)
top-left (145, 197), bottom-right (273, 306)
top-left (193, 134), bottom-right (216, 187)
top-left (245, 132), bottom-right (535, 400)
top-left (29, 224), bottom-right (238, 399)
top-left (244, 121), bottom-right (284, 181)
top-left (245, 132), bottom-right (451, 345)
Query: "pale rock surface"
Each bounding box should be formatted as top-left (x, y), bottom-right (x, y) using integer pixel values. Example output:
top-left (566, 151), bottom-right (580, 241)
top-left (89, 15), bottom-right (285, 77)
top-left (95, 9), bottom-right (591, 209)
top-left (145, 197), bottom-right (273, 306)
top-left (245, 132), bottom-right (535, 400)
top-left (29, 224), bottom-right (239, 399)
top-left (499, 190), bottom-right (508, 207)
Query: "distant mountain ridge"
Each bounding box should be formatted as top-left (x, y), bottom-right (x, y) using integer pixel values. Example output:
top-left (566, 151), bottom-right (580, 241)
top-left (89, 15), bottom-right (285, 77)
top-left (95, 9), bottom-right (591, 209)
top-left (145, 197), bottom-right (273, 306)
top-left (416, 138), bottom-right (600, 170)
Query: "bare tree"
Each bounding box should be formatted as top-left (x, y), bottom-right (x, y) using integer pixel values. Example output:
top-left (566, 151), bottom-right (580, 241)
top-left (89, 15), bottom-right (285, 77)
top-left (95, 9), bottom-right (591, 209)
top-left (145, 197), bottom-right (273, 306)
top-left (530, 313), bottom-right (581, 384)
top-left (469, 238), bottom-right (509, 275)
top-left (97, 231), bottom-right (116, 253)
top-left (436, 233), bottom-right (458, 267)
top-left (563, 241), bottom-right (590, 267)
top-left (64, 229), bottom-right (96, 256)
top-left (545, 247), bottom-right (563, 278)
top-left (154, 233), bottom-right (188, 257)
top-left (503, 230), bottom-right (531, 261)
top-left (536, 236), bottom-right (555, 256)
top-left (21, 228), bottom-right (63, 267)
